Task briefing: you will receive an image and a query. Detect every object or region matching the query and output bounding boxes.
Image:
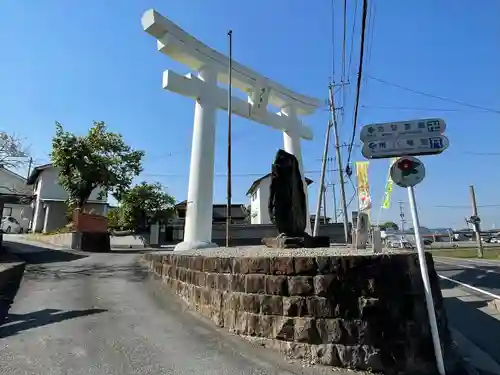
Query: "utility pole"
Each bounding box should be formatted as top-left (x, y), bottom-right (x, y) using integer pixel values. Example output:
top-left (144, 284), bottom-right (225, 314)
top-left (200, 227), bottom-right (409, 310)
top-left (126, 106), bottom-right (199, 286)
top-left (332, 183), bottom-right (338, 223)
top-left (329, 84), bottom-right (349, 243)
top-left (398, 201), bottom-right (406, 238)
top-left (323, 187), bottom-right (328, 223)
top-left (313, 120), bottom-right (332, 236)
top-left (323, 156), bottom-right (329, 222)
top-left (26, 157), bottom-right (33, 179)
top-left (226, 30), bottom-right (233, 248)
top-left (469, 185), bottom-right (484, 258)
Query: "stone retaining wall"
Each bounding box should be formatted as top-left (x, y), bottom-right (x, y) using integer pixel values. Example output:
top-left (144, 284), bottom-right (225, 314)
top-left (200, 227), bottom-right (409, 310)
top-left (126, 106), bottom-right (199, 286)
top-left (25, 233), bottom-right (73, 247)
top-left (24, 233), bottom-right (148, 249)
top-left (143, 252), bottom-right (456, 374)
top-left (0, 253), bottom-right (26, 324)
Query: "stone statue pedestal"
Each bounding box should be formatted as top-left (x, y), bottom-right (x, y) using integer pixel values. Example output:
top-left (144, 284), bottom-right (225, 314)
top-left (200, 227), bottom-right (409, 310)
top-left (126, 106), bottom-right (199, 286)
top-left (262, 233), bottom-right (330, 249)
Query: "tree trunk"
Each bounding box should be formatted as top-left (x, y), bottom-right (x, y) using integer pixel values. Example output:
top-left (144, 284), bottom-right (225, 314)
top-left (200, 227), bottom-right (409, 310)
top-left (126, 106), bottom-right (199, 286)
top-left (77, 187), bottom-right (94, 211)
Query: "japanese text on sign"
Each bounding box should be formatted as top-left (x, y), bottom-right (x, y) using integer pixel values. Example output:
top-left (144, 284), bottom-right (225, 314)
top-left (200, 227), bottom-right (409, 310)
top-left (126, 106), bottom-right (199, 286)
top-left (360, 118), bottom-right (446, 142)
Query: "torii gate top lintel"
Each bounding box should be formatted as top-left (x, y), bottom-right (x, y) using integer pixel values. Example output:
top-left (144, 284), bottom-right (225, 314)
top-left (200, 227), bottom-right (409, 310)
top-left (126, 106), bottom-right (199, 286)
top-left (141, 9), bottom-right (322, 116)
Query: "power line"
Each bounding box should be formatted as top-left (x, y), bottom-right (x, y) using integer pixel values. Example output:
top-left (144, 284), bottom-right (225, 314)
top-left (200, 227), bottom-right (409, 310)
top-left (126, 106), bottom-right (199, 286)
top-left (462, 152), bottom-right (500, 156)
top-left (391, 203), bottom-right (500, 209)
top-left (347, 0), bottom-right (359, 79)
top-left (142, 169), bottom-right (340, 178)
top-left (366, 75), bottom-right (500, 115)
top-left (338, 0), bottom-right (348, 137)
top-left (364, 0), bottom-right (377, 77)
top-left (361, 105), bottom-right (492, 113)
top-left (430, 204), bottom-right (500, 209)
top-left (346, 0), bottom-right (368, 167)
top-left (330, 0), bottom-right (336, 80)
top-left (341, 0), bottom-right (348, 87)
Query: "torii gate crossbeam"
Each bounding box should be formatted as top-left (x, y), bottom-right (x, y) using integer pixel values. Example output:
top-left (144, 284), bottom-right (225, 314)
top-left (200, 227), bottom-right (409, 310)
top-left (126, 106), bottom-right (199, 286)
top-left (142, 9), bottom-right (322, 250)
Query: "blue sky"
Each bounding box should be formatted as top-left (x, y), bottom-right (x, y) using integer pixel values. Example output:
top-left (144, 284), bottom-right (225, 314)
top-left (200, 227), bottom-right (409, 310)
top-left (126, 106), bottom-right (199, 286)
top-left (1, 0), bottom-right (499, 229)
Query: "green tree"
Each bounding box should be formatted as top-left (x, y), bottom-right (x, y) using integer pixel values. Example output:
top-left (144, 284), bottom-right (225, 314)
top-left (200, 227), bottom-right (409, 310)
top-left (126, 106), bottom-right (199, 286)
top-left (107, 207), bottom-right (122, 230)
top-left (51, 121), bottom-right (144, 209)
top-left (120, 182), bottom-right (176, 232)
top-left (381, 221), bottom-right (399, 231)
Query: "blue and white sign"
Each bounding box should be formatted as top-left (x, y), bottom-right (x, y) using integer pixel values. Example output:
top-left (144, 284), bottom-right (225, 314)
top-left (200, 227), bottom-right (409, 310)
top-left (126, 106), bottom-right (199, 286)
top-left (360, 118), bottom-right (446, 142)
top-left (362, 135), bottom-right (449, 159)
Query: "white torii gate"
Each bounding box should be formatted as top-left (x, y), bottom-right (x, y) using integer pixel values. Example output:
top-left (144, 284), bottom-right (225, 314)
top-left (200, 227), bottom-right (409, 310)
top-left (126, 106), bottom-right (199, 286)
top-left (142, 10), bottom-right (322, 251)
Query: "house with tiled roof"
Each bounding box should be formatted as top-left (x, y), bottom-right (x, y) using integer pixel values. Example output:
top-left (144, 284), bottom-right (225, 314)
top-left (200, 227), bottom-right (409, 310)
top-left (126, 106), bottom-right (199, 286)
top-left (246, 173), bottom-right (313, 224)
top-left (26, 163), bottom-right (108, 233)
top-left (0, 165), bottom-right (32, 232)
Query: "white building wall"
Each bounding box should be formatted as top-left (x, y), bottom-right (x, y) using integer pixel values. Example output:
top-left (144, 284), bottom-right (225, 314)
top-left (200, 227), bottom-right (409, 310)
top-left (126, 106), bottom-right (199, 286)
top-left (257, 178), bottom-right (271, 224)
top-left (249, 189), bottom-right (260, 224)
top-left (30, 166), bottom-right (108, 233)
top-left (249, 176), bottom-right (272, 225)
top-left (248, 175), bottom-right (314, 225)
top-left (32, 201), bottom-right (45, 232)
top-left (37, 167), bottom-right (106, 202)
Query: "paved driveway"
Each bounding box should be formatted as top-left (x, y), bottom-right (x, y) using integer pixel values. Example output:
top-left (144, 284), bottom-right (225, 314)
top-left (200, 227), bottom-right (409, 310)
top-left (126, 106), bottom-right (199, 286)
top-left (0, 241), bottom-right (337, 375)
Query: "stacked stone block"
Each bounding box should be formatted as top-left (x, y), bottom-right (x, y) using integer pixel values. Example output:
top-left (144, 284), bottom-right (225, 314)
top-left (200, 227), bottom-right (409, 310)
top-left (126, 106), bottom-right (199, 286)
top-left (144, 252), bottom-right (454, 374)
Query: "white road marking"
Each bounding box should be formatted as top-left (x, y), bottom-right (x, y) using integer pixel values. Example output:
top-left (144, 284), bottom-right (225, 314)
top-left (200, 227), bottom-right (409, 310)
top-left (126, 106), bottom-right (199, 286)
top-left (434, 259), bottom-right (500, 274)
top-left (435, 255), bottom-right (500, 266)
top-left (438, 274), bottom-right (500, 300)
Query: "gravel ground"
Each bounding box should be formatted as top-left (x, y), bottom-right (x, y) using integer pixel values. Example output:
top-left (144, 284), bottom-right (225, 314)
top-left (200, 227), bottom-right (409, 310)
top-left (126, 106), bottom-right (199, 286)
top-left (171, 245), bottom-right (408, 258)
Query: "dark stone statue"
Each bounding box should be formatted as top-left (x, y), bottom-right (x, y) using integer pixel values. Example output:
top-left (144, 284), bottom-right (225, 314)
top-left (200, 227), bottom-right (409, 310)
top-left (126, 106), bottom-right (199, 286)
top-left (263, 149), bottom-right (330, 249)
top-left (268, 149), bottom-right (307, 237)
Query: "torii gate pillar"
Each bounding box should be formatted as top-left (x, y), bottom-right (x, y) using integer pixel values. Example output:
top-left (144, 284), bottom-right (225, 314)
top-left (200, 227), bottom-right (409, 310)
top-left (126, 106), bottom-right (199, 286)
top-left (181, 66), bottom-right (218, 250)
top-left (141, 10), bottom-right (322, 250)
top-left (281, 105), bottom-right (312, 235)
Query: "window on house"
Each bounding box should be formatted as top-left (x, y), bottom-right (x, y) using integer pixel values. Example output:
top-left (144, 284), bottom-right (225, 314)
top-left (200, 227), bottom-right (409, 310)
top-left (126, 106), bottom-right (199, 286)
top-left (2, 207), bottom-right (12, 216)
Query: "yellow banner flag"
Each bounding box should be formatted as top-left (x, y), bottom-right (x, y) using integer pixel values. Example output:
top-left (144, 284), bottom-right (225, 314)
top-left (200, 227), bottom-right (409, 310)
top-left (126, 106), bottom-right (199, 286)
top-left (381, 158), bottom-right (398, 209)
top-left (355, 161), bottom-right (371, 212)
top-left (381, 180), bottom-right (393, 209)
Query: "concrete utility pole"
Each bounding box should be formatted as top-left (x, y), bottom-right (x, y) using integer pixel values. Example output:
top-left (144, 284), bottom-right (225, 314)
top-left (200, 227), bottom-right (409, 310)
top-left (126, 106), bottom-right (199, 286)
top-left (329, 84), bottom-right (349, 243)
top-left (469, 185), bottom-right (484, 258)
top-left (332, 183), bottom-right (338, 223)
top-left (323, 188), bottom-right (328, 223)
top-left (398, 201), bottom-right (406, 238)
top-left (26, 157), bottom-right (33, 179)
top-left (313, 120), bottom-right (332, 236)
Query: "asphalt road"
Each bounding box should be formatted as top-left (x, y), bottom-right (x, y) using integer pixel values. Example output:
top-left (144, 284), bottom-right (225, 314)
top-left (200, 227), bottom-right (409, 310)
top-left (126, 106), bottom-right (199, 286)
top-left (0, 241), bottom-right (335, 375)
top-left (428, 241), bottom-right (500, 249)
top-left (434, 256), bottom-right (500, 367)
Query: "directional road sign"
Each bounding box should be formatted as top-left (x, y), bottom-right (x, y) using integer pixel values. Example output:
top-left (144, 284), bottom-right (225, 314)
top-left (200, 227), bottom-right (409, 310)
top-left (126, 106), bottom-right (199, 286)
top-left (390, 156), bottom-right (426, 188)
top-left (362, 134), bottom-right (449, 159)
top-left (360, 118), bottom-right (446, 142)
top-left (360, 118), bottom-right (448, 159)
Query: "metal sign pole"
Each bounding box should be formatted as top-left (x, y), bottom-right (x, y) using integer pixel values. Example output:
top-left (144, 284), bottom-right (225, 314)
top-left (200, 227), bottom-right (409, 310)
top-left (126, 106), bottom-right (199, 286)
top-left (407, 186), bottom-right (446, 375)
top-left (359, 117), bottom-right (449, 374)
